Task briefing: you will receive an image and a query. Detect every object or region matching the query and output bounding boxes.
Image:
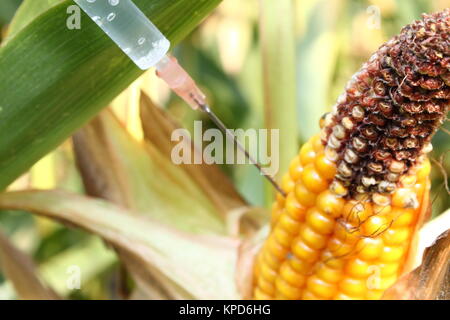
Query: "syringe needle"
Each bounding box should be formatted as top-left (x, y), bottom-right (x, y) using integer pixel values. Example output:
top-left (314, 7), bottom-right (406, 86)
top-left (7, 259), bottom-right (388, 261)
top-left (155, 55), bottom-right (286, 197)
top-left (193, 99), bottom-right (287, 198)
top-left (74, 0), bottom-right (286, 197)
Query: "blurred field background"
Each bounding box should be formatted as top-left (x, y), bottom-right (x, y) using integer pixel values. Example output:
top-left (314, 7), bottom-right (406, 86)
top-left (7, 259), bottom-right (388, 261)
top-left (0, 0), bottom-right (448, 299)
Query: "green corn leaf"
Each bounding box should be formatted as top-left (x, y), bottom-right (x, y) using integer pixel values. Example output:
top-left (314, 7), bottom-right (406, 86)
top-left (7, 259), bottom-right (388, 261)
top-left (296, 0), bottom-right (343, 141)
top-left (259, 0), bottom-right (299, 205)
top-left (6, 0), bottom-right (65, 39)
top-left (0, 0), bottom-right (222, 190)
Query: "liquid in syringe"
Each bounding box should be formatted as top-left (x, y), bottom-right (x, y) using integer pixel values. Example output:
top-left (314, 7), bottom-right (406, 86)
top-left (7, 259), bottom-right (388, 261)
top-left (74, 0), bottom-right (170, 70)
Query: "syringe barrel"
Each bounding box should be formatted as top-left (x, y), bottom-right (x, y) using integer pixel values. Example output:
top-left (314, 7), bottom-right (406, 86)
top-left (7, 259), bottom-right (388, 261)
top-left (74, 0), bottom-right (170, 70)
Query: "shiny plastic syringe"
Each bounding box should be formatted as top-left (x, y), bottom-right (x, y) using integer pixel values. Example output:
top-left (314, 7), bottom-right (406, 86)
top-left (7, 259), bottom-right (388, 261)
top-left (74, 0), bottom-right (285, 196)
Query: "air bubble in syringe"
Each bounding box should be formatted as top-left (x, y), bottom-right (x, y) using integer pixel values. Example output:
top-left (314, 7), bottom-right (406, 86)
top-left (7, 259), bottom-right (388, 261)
top-left (74, 0), bottom-right (170, 70)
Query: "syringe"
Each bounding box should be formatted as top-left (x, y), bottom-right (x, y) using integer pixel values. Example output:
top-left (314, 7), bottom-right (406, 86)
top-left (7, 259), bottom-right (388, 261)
top-left (74, 0), bottom-right (285, 197)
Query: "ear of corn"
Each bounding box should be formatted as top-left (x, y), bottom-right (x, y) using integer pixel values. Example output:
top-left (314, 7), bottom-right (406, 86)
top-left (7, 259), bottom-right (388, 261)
top-left (254, 133), bottom-right (430, 300)
top-left (253, 9), bottom-right (449, 300)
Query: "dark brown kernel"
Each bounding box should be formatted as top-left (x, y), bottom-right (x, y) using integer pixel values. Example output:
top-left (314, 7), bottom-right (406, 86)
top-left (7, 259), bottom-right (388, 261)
top-left (400, 117), bottom-right (417, 127)
top-left (373, 80), bottom-right (387, 96)
top-left (361, 126), bottom-right (378, 140)
top-left (332, 125), bottom-right (346, 139)
top-left (352, 106), bottom-right (365, 119)
top-left (395, 150), bottom-right (412, 161)
top-left (352, 137), bottom-right (368, 152)
top-left (378, 101), bottom-right (393, 116)
top-left (367, 114), bottom-right (386, 126)
top-left (321, 9), bottom-right (450, 198)
top-left (389, 126), bottom-right (408, 138)
top-left (383, 137), bottom-right (399, 149)
top-left (368, 162), bottom-right (384, 173)
top-left (374, 150), bottom-right (392, 161)
top-left (344, 149), bottom-right (359, 164)
top-left (342, 117), bottom-right (355, 130)
top-left (403, 137), bottom-right (419, 149)
top-left (338, 162), bottom-right (353, 178)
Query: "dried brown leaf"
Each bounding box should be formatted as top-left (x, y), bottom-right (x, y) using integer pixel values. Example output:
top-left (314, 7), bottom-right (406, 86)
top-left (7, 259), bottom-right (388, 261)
top-left (383, 229), bottom-right (450, 300)
top-left (73, 110), bottom-right (225, 235)
top-left (0, 190), bottom-right (240, 299)
top-left (0, 230), bottom-right (60, 300)
top-left (139, 92), bottom-right (247, 216)
top-left (235, 226), bottom-right (269, 299)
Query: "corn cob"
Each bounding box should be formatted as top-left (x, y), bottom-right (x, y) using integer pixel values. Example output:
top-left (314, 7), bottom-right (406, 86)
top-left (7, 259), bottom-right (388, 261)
top-left (253, 9), bottom-right (449, 300)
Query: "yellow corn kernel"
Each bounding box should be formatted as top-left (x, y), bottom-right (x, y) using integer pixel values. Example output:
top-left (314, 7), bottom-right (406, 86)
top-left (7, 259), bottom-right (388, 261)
top-left (321, 250), bottom-right (346, 269)
top-left (279, 263), bottom-right (306, 287)
top-left (316, 263), bottom-right (343, 283)
top-left (266, 237), bottom-right (288, 260)
top-left (366, 290), bottom-right (384, 300)
top-left (299, 142), bottom-right (316, 166)
top-left (260, 261), bottom-right (277, 282)
top-left (254, 287), bottom-right (273, 300)
top-left (305, 207), bottom-right (335, 234)
top-left (416, 158), bottom-right (431, 182)
top-left (362, 215), bottom-right (390, 236)
top-left (355, 237), bottom-right (383, 260)
top-left (344, 258), bottom-right (372, 278)
top-left (263, 250), bottom-right (281, 269)
top-left (302, 291), bottom-right (322, 300)
top-left (328, 237), bottom-right (355, 257)
top-left (378, 274), bottom-right (398, 291)
top-left (285, 193), bottom-right (307, 221)
top-left (289, 156), bottom-right (303, 181)
top-left (275, 278), bottom-right (303, 300)
top-left (382, 227), bottom-right (411, 245)
top-left (343, 201), bottom-right (373, 226)
top-left (314, 153), bottom-right (337, 180)
top-left (390, 208), bottom-right (415, 227)
top-left (281, 174), bottom-right (295, 194)
top-left (334, 293), bottom-right (364, 300)
top-left (379, 245), bottom-right (406, 263)
top-left (278, 213), bottom-right (301, 234)
top-left (292, 238), bottom-right (320, 263)
top-left (289, 256), bottom-right (313, 276)
top-left (257, 276), bottom-right (275, 295)
top-left (270, 202), bottom-right (282, 226)
top-left (274, 227), bottom-right (294, 247)
top-left (392, 188), bottom-right (417, 208)
top-left (373, 204), bottom-right (391, 216)
top-left (377, 262), bottom-right (400, 276)
top-left (335, 223), bottom-right (361, 244)
top-left (299, 225), bottom-right (328, 250)
top-left (276, 192), bottom-right (285, 206)
top-left (339, 278), bottom-right (368, 297)
top-left (295, 182), bottom-right (317, 207)
top-left (312, 134), bottom-right (325, 153)
top-left (316, 190), bottom-right (345, 218)
top-left (306, 275), bottom-right (337, 299)
top-left (301, 164), bottom-right (328, 193)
